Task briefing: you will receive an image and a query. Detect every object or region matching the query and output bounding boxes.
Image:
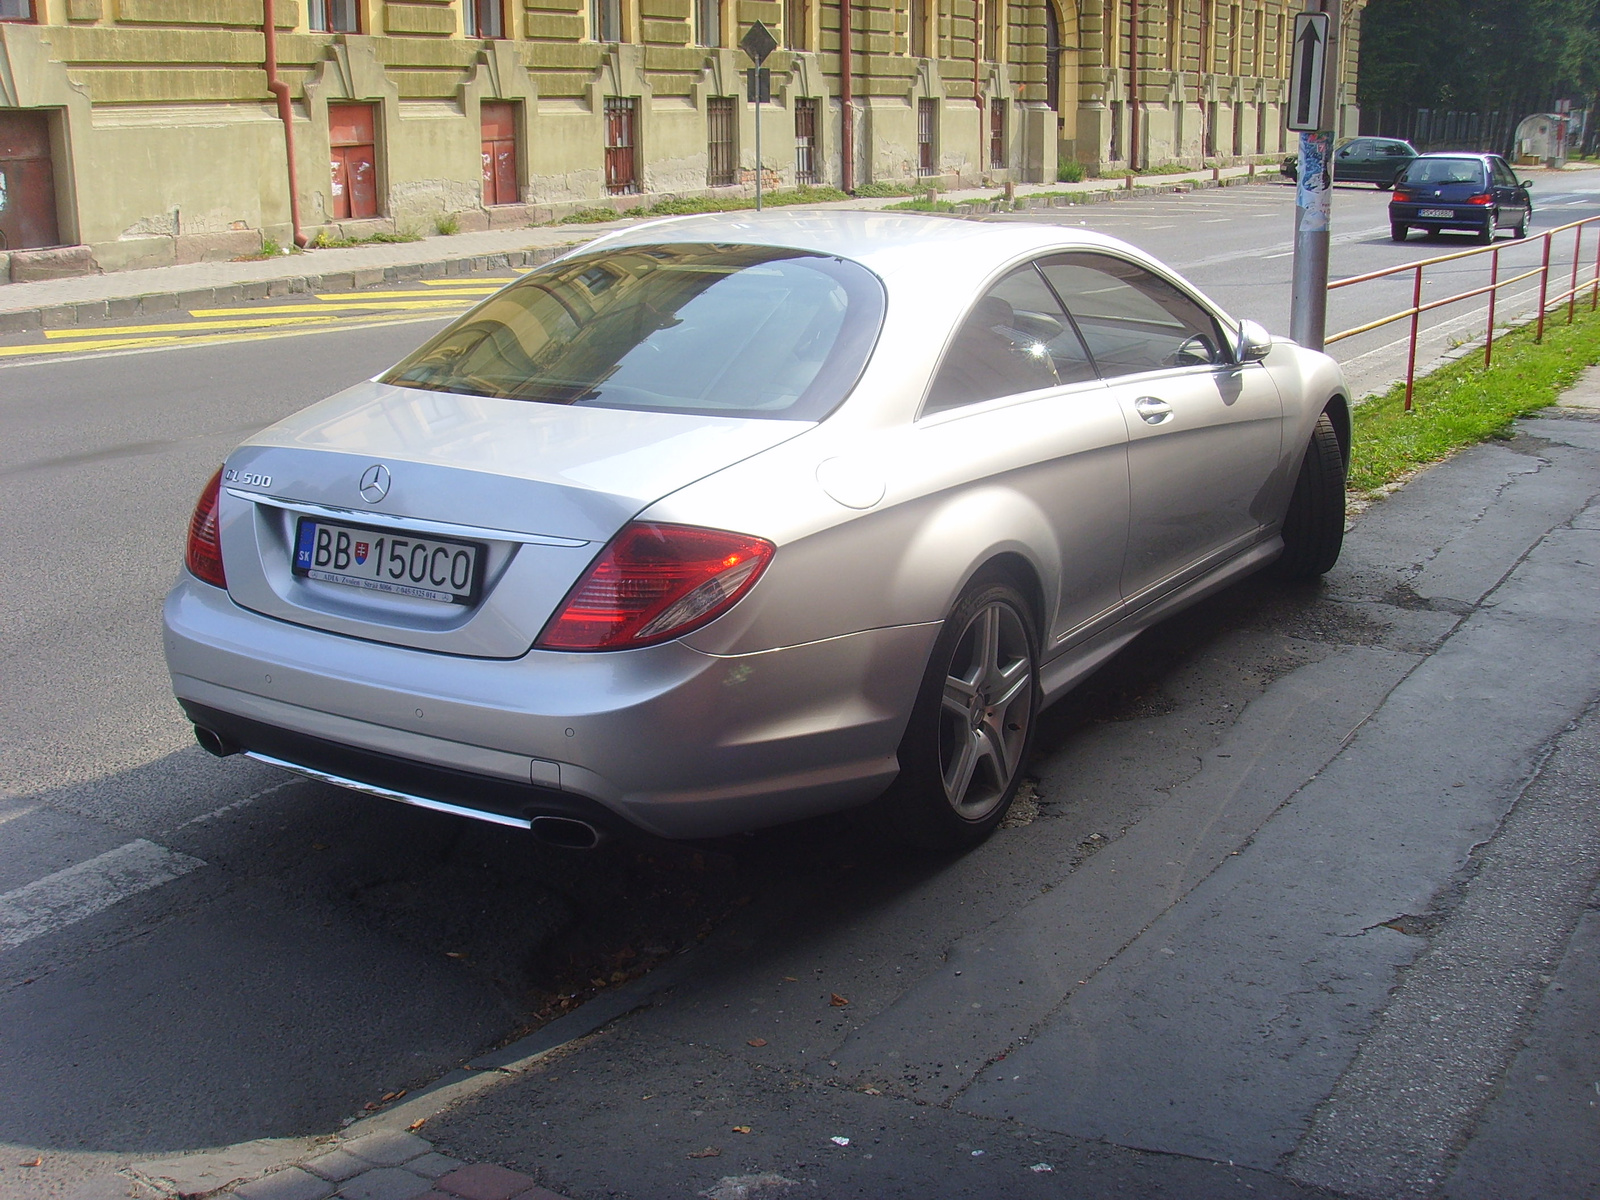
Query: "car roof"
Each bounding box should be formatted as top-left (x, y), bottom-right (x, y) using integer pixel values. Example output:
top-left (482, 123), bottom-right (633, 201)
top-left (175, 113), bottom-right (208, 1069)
top-left (1413, 152), bottom-right (1494, 162)
top-left (578, 209), bottom-right (1161, 285)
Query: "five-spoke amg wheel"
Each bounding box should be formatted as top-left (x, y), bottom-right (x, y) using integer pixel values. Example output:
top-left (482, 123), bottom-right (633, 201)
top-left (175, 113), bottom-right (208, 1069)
top-left (879, 579), bottom-right (1039, 850)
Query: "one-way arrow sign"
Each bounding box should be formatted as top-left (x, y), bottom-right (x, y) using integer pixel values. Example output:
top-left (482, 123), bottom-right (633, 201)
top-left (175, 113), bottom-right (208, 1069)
top-left (1287, 12), bottom-right (1330, 132)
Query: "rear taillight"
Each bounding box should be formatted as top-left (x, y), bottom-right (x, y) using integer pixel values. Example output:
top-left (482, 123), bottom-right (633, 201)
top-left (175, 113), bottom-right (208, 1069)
top-left (1393, 189), bottom-right (1415, 201)
top-left (1466, 193), bottom-right (1494, 205)
top-left (185, 467), bottom-right (227, 589)
top-left (537, 522), bottom-right (774, 650)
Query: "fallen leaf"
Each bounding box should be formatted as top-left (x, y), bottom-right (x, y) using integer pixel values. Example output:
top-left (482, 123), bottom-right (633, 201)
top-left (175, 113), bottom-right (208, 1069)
top-left (747, 1038), bottom-right (768, 1047)
top-left (381, 1092), bottom-right (398, 1102)
top-left (830, 1136), bottom-right (850, 1147)
top-left (408, 1119), bottom-right (427, 1132)
top-left (830, 993), bottom-right (850, 1007)
top-left (861, 1087), bottom-right (882, 1096)
top-left (732, 1125), bottom-right (752, 1134)
top-left (20, 1157), bottom-right (42, 1168)
top-left (783, 976), bottom-right (798, 982)
top-left (1029, 1162), bottom-right (1054, 1173)
top-left (687, 1147), bottom-right (722, 1159)
top-left (446, 951), bottom-right (467, 959)
top-left (363, 1102), bottom-right (379, 1111)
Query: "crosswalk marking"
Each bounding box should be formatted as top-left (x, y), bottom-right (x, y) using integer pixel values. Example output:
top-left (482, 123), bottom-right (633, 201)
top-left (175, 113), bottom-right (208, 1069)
top-left (0, 839), bottom-right (205, 952)
top-left (0, 276), bottom-right (522, 363)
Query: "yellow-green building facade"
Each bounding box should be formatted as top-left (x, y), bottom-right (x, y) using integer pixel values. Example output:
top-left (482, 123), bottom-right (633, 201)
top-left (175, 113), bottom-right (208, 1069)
top-left (0, 0), bottom-right (1364, 274)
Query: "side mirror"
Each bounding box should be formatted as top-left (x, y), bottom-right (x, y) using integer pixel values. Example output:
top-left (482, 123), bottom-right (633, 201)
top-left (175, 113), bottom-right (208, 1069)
top-left (1238, 320), bottom-right (1273, 363)
top-left (1520, 179), bottom-right (1534, 189)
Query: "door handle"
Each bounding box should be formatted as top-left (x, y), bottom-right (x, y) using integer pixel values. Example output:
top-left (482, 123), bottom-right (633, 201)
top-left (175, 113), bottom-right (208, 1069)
top-left (1134, 396), bottom-right (1173, 425)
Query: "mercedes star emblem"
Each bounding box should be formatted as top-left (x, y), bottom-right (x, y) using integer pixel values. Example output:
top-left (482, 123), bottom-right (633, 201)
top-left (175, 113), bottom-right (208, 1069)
top-left (358, 464), bottom-right (391, 503)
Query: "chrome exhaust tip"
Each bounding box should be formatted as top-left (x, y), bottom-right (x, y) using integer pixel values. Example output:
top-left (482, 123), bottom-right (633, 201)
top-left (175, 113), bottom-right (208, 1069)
top-left (529, 815), bottom-right (604, 850)
top-left (193, 725), bottom-right (240, 757)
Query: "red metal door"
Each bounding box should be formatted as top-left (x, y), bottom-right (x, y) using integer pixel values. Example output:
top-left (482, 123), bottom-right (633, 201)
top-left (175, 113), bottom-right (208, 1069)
top-left (917, 99), bottom-right (936, 175)
top-left (794, 98), bottom-right (817, 185)
top-left (329, 103), bottom-right (378, 220)
top-left (605, 97), bottom-right (638, 195)
top-left (0, 110), bottom-right (61, 251)
top-left (480, 101), bottom-right (518, 205)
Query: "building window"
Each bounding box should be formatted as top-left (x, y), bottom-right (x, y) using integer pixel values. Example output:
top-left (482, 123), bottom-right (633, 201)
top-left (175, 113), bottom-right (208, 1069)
top-left (917, 98), bottom-right (937, 176)
top-left (593, 0), bottom-right (622, 42)
top-left (481, 101), bottom-right (519, 205)
top-left (694, 0), bottom-right (721, 46)
top-left (604, 97), bottom-right (639, 194)
top-left (983, 0), bottom-right (1001, 62)
top-left (329, 103), bottom-right (380, 220)
top-left (308, 0), bottom-right (359, 32)
top-left (989, 98), bottom-right (1006, 169)
top-left (794, 98), bottom-right (818, 184)
top-left (910, 0), bottom-right (929, 58)
top-left (1044, 2), bottom-right (1060, 112)
top-left (707, 97), bottom-right (736, 186)
top-left (464, 0), bottom-right (504, 37)
top-left (0, 0), bottom-right (34, 19)
top-left (1168, 0), bottom-right (1180, 70)
top-left (785, 0), bottom-right (809, 50)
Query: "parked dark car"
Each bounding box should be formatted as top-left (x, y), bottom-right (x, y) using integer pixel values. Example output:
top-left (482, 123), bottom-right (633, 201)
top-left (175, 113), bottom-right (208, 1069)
top-left (1280, 137), bottom-right (1418, 188)
top-left (1388, 153), bottom-right (1533, 243)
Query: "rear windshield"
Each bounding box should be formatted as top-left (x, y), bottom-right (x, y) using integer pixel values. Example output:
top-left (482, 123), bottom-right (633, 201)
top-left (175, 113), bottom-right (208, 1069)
top-left (382, 243), bottom-right (886, 421)
top-left (1402, 158), bottom-right (1486, 186)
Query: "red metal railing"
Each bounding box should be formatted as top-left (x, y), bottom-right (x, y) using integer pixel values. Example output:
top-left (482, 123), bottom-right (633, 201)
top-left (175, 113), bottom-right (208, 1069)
top-left (1325, 215), bottom-right (1600, 411)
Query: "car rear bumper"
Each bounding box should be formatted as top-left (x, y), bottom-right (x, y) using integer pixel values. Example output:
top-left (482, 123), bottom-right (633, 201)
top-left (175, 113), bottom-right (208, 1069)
top-left (164, 577), bottom-right (938, 839)
top-left (1389, 204), bottom-right (1494, 231)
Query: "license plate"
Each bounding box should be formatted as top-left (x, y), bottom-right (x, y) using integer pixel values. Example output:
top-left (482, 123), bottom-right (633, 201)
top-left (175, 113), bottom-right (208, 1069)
top-left (1418, 208), bottom-right (1453, 218)
top-left (293, 517), bottom-right (484, 606)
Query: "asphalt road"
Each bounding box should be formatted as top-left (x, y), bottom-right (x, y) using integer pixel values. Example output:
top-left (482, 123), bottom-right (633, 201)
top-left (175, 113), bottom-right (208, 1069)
top-left (3, 180), bottom-right (1600, 1198)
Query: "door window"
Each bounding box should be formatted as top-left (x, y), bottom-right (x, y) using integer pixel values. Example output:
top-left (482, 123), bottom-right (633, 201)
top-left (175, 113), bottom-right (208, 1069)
top-left (1038, 253), bottom-right (1226, 378)
top-left (1492, 157), bottom-right (1519, 187)
top-left (925, 264), bottom-right (1097, 414)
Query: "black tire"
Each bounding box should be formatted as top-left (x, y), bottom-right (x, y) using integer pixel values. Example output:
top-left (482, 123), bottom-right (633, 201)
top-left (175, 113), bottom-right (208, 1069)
top-left (1378, 180), bottom-right (1394, 191)
top-left (1514, 210), bottom-right (1530, 239)
top-left (1476, 215), bottom-right (1495, 244)
top-left (1278, 412), bottom-right (1347, 579)
top-left (1391, 222), bottom-right (1408, 242)
top-left (875, 578), bottom-right (1039, 851)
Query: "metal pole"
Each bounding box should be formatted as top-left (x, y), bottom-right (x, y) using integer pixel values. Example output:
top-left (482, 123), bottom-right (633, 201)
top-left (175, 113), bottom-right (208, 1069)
top-left (1485, 245), bottom-right (1499, 368)
top-left (1288, 0), bottom-right (1340, 352)
top-left (1537, 231), bottom-right (1552, 343)
top-left (1405, 263), bottom-right (1422, 412)
top-left (755, 85), bottom-right (763, 212)
top-left (1569, 225), bottom-right (1582, 323)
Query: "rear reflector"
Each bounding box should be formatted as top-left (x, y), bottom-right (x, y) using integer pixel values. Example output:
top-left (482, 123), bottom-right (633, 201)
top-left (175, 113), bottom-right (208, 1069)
top-left (537, 522), bottom-right (774, 650)
top-left (185, 467), bottom-right (227, 589)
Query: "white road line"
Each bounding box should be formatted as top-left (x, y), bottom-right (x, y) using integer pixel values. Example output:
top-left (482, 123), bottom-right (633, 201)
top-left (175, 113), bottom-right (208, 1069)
top-left (0, 839), bottom-right (205, 952)
top-left (175, 777), bottom-right (304, 830)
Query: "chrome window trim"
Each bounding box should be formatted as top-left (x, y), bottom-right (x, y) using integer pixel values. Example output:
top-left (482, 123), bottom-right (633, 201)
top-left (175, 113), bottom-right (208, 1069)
top-left (227, 489), bottom-right (591, 548)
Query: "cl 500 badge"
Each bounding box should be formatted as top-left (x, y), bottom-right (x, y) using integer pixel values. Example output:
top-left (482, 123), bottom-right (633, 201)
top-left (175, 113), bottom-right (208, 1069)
top-left (224, 467), bottom-right (272, 488)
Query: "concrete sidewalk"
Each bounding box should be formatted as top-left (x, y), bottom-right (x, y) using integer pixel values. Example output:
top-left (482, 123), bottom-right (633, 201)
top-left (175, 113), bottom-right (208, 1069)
top-left (0, 164), bottom-right (1278, 332)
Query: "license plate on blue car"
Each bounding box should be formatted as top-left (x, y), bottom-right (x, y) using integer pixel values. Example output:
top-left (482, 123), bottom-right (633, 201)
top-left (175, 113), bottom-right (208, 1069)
top-left (292, 517), bottom-right (484, 605)
top-left (1419, 208), bottom-right (1453, 218)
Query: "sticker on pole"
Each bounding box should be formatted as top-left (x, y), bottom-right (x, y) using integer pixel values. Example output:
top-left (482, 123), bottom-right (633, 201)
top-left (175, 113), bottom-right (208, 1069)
top-left (1287, 13), bottom-right (1330, 132)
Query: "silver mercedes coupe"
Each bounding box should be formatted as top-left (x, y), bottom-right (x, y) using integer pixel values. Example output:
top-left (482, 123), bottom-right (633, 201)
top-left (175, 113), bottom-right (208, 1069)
top-left (164, 211), bottom-right (1350, 851)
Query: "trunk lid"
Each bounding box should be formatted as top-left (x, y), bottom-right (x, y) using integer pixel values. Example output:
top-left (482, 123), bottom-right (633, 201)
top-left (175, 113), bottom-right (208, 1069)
top-left (215, 381), bottom-right (808, 657)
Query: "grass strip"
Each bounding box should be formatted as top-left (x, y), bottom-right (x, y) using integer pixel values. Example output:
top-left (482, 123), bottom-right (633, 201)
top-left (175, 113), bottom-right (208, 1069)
top-left (1350, 304), bottom-right (1600, 496)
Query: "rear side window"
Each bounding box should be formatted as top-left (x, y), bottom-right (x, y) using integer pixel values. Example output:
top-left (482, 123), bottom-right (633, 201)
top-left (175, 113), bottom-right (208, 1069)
top-left (383, 244), bottom-right (886, 421)
top-left (1038, 253), bottom-right (1226, 378)
top-left (924, 263), bottom-right (1097, 414)
top-left (1492, 158), bottom-right (1519, 186)
top-left (1403, 158), bottom-right (1486, 186)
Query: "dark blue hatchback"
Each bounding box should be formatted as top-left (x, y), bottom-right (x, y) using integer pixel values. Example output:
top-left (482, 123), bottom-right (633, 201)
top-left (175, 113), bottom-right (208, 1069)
top-left (1389, 153), bottom-right (1533, 244)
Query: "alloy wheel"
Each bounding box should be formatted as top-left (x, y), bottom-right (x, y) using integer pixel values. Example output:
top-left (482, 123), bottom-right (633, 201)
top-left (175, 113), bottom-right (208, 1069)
top-left (937, 600), bottom-right (1034, 820)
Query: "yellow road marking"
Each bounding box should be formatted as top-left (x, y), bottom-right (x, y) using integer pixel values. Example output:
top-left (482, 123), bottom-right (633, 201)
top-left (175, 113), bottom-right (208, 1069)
top-left (44, 314), bottom-right (343, 339)
top-left (0, 335), bottom-right (191, 357)
top-left (189, 299), bottom-right (475, 317)
top-left (311, 287), bottom-right (502, 300)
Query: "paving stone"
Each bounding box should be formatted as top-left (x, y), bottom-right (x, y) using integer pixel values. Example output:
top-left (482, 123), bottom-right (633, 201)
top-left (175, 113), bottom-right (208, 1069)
top-left (235, 1167), bottom-right (335, 1200)
top-left (405, 1154), bottom-right (464, 1180)
top-left (303, 1150), bottom-right (370, 1183)
top-left (342, 1130), bottom-right (431, 1167)
top-left (175, 288), bottom-right (214, 309)
top-left (434, 1164), bottom-right (542, 1200)
top-left (334, 1168), bottom-right (434, 1200)
top-left (241, 281), bottom-right (271, 300)
top-left (138, 293), bottom-right (179, 313)
top-left (72, 300), bottom-right (108, 322)
top-left (352, 268), bottom-right (386, 289)
top-left (105, 297), bottom-right (140, 319)
top-left (41, 305), bottom-right (79, 327)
